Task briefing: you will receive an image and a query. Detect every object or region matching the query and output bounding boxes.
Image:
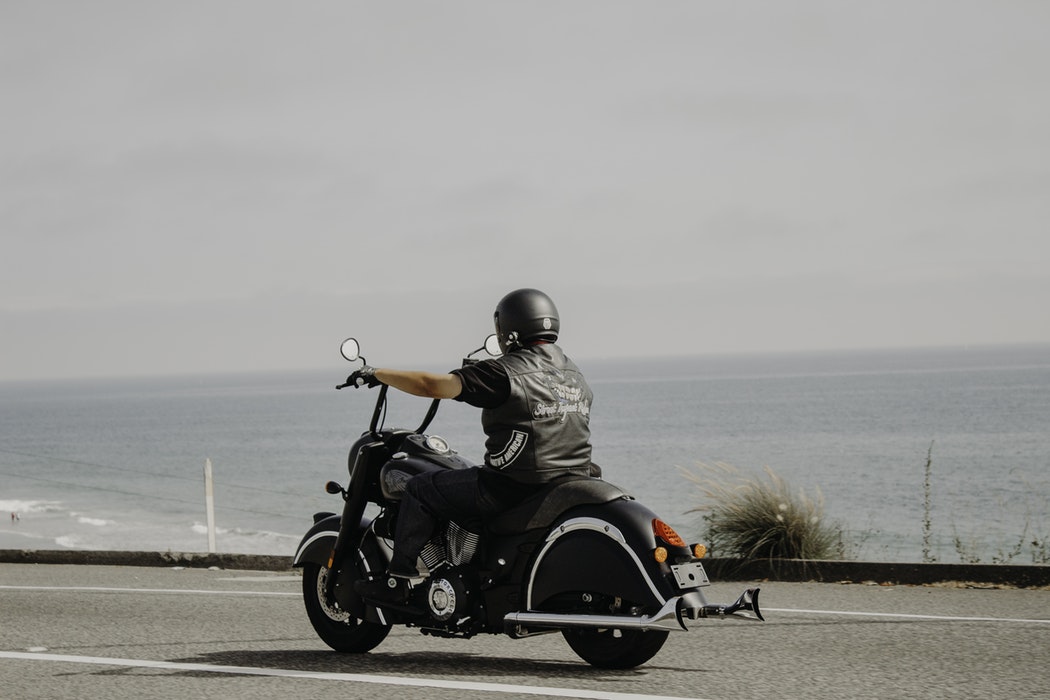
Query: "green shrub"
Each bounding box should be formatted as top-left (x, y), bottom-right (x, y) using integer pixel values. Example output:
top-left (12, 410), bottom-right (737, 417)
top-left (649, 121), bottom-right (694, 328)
top-left (681, 462), bottom-right (846, 560)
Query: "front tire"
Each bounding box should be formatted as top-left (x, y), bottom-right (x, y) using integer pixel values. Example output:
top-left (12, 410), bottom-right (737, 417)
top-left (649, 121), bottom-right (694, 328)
top-left (562, 627), bottom-right (669, 669)
top-left (302, 562), bottom-right (390, 652)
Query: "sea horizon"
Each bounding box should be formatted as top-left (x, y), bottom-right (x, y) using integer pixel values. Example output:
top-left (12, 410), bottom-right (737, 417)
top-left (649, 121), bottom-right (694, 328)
top-left (3, 341), bottom-right (1048, 563)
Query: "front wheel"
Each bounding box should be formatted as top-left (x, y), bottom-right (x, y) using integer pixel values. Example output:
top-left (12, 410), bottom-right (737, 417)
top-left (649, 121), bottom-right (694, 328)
top-left (562, 628), bottom-right (669, 669)
top-left (302, 562), bottom-right (390, 652)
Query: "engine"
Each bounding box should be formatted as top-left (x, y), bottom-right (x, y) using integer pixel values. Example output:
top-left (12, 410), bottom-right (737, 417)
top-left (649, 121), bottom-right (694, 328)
top-left (414, 521), bottom-right (481, 633)
top-left (419, 520), bottom-right (480, 569)
top-left (422, 571), bottom-right (472, 623)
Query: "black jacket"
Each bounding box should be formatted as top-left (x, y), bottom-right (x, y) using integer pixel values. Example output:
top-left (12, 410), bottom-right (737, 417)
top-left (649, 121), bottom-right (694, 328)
top-left (479, 344), bottom-right (593, 484)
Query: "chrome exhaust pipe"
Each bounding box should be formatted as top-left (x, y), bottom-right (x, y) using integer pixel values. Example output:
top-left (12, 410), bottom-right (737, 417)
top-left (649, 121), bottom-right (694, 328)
top-left (686, 587), bottom-right (764, 621)
top-left (504, 597), bottom-right (687, 637)
top-left (504, 588), bottom-right (763, 637)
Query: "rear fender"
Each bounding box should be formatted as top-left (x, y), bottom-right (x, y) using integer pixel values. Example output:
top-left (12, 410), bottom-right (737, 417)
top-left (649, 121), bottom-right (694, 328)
top-left (525, 499), bottom-right (679, 611)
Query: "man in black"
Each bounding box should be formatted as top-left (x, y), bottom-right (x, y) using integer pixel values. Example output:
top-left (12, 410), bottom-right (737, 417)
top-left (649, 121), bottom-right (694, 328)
top-left (352, 288), bottom-right (594, 606)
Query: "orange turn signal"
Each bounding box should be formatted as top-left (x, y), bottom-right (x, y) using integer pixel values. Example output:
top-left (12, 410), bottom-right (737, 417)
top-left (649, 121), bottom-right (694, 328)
top-left (652, 518), bottom-right (685, 547)
top-left (692, 543), bottom-right (708, 559)
top-left (653, 546), bottom-right (669, 564)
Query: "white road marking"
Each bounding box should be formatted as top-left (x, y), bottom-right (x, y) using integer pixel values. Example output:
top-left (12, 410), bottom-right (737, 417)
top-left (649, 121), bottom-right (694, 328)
top-left (0, 651), bottom-right (706, 700)
top-left (0, 585), bottom-right (296, 597)
top-left (765, 607), bottom-right (1050, 624)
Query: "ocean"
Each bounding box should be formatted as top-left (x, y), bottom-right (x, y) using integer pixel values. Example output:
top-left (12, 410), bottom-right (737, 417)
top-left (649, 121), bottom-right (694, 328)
top-left (2, 343), bottom-right (1048, 564)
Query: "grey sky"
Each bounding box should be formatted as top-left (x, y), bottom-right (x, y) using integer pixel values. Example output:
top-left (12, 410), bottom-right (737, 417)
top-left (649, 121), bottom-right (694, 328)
top-left (3, 1), bottom-right (1048, 380)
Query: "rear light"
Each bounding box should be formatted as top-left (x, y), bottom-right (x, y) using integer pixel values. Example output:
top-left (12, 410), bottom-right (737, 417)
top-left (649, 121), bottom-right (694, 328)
top-left (652, 518), bottom-right (685, 547)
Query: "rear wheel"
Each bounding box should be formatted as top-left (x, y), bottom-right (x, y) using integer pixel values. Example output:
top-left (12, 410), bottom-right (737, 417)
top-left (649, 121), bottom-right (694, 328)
top-left (542, 592), bottom-right (670, 669)
top-left (562, 627), bottom-right (669, 669)
top-left (302, 562), bottom-right (390, 652)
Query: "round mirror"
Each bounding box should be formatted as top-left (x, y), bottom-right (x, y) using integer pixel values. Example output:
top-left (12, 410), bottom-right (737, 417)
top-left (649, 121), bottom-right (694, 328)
top-left (484, 333), bottom-right (503, 357)
top-left (340, 337), bottom-right (360, 362)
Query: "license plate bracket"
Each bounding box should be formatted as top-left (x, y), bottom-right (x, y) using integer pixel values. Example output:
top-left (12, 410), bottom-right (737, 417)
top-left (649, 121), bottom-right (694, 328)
top-left (671, 561), bottom-right (710, 588)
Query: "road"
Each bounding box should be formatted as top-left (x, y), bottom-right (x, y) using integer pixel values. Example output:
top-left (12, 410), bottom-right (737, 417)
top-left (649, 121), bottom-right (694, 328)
top-left (1, 563), bottom-right (1047, 700)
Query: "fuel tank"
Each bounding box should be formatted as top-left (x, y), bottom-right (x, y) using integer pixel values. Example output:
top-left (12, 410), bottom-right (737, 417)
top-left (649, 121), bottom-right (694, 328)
top-left (378, 433), bottom-right (473, 500)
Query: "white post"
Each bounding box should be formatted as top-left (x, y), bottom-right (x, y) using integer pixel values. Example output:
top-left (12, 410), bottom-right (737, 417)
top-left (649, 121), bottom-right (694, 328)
top-left (204, 458), bottom-right (217, 553)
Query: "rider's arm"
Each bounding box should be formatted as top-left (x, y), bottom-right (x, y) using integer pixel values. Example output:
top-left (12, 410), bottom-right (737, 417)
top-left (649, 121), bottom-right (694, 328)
top-left (374, 369), bottom-right (463, 399)
top-left (450, 360), bottom-right (510, 409)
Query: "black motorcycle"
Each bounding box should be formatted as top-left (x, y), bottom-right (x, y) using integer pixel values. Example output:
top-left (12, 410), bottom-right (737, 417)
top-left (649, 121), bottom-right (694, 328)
top-left (293, 337), bottom-right (763, 669)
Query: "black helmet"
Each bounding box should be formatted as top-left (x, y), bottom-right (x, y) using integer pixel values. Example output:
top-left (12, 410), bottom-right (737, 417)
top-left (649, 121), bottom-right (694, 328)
top-left (493, 288), bottom-right (560, 350)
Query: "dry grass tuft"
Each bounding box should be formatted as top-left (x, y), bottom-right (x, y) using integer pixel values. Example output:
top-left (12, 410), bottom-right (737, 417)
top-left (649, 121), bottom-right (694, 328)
top-left (680, 462), bottom-right (846, 560)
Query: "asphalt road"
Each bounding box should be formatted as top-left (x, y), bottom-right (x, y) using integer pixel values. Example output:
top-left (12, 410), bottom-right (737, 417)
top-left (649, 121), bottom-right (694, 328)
top-left (1, 563), bottom-right (1047, 700)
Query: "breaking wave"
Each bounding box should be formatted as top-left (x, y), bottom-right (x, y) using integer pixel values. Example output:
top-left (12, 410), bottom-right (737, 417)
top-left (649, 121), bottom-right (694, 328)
top-left (0, 499), bottom-right (63, 516)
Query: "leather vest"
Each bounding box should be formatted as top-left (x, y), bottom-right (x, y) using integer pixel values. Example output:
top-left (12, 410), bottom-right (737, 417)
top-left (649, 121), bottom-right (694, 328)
top-left (481, 344), bottom-right (593, 484)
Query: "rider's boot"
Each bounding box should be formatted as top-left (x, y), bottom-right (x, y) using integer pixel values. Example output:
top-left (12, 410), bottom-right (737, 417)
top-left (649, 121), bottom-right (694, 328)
top-left (354, 570), bottom-right (424, 614)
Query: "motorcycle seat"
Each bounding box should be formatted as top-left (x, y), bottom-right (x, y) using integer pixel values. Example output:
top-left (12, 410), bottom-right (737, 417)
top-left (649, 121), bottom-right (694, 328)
top-left (487, 476), bottom-right (630, 535)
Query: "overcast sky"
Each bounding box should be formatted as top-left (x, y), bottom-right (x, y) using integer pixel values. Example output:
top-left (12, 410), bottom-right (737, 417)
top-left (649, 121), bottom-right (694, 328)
top-left (3, 1), bottom-right (1048, 381)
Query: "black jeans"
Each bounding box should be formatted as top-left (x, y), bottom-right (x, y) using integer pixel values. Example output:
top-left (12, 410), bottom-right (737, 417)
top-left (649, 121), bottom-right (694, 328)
top-left (389, 467), bottom-right (529, 576)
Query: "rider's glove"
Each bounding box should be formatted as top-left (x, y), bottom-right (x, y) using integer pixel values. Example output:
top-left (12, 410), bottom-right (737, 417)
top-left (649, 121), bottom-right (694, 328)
top-left (349, 366), bottom-right (381, 388)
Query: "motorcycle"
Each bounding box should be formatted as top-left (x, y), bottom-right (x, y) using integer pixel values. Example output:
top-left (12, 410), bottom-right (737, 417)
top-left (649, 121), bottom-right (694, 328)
top-left (293, 336), bottom-right (763, 669)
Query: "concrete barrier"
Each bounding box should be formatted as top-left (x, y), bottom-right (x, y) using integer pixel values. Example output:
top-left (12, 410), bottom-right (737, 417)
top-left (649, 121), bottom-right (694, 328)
top-left (0, 549), bottom-right (293, 572)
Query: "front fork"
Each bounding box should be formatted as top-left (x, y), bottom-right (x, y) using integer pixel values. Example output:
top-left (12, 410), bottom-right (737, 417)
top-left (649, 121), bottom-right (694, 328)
top-left (324, 478), bottom-right (372, 603)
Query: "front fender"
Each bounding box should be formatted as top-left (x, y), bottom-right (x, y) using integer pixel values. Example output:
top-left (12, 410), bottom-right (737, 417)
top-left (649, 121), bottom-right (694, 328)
top-left (293, 514), bottom-right (371, 567)
top-left (526, 499), bottom-right (690, 611)
top-left (293, 514), bottom-right (391, 624)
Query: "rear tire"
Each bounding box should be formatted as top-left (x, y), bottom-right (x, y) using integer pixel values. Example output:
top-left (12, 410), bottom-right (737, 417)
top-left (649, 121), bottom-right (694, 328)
top-left (562, 627), bottom-right (669, 669)
top-left (302, 562), bottom-right (390, 653)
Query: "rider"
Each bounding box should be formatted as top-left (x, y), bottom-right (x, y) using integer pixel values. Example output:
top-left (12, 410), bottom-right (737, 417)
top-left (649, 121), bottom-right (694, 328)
top-left (352, 288), bottom-right (595, 607)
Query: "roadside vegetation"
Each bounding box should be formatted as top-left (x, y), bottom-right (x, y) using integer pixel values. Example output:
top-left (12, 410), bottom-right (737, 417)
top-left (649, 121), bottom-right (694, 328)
top-left (952, 526), bottom-right (1050, 565)
top-left (680, 462), bottom-right (847, 561)
top-left (924, 442), bottom-right (1050, 565)
top-left (683, 446), bottom-right (1048, 565)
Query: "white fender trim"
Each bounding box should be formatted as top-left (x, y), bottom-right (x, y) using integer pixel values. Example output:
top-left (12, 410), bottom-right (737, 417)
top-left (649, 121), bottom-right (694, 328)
top-left (525, 516), bottom-right (666, 610)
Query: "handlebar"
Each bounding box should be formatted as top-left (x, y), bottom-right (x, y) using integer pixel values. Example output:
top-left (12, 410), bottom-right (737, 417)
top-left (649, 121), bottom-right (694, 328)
top-left (417, 396), bottom-right (441, 434)
top-left (369, 384), bottom-right (389, 438)
top-left (334, 335), bottom-right (491, 438)
top-left (338, 380), bottom-right (441, 439)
